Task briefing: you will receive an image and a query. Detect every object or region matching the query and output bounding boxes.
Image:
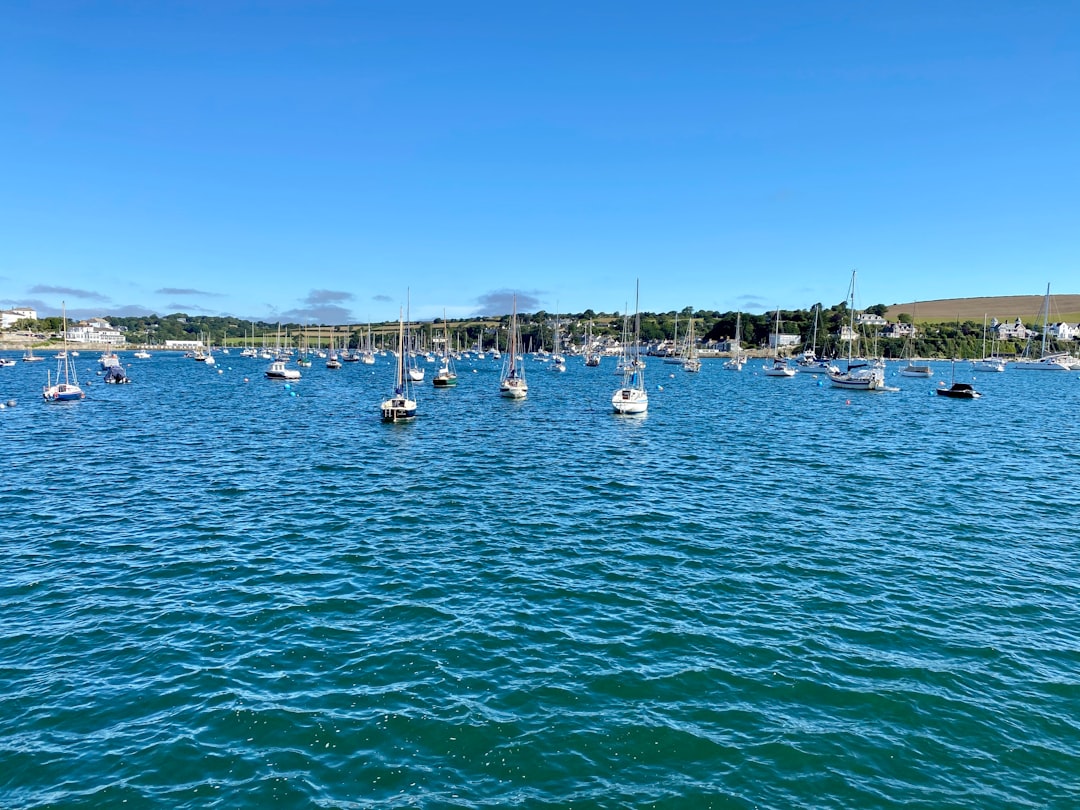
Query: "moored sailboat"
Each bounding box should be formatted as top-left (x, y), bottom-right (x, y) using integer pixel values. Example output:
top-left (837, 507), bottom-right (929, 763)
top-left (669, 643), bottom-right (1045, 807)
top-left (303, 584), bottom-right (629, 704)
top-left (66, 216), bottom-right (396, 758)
top-left (763, 309), bottom-right (795, 377)
top-left (612, 281), bottom-right (648, 414)
top-left (829, 270), bottom-right (886, 390)
top-left (381, 308), bottom-right (418, 421)
top-left (1012, 284), bottom-right (1075, 371)
top-left (499, 296), bottom-right (528, 398)
top-left (42, 302), bottom-right (84, 402)
top-left (433, 310), bottom-right (458, 388)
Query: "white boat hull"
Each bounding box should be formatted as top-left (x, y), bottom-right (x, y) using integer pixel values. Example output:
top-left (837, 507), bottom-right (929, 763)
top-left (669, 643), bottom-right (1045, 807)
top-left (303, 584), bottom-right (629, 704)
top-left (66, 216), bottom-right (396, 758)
top-left (612, 387), bottom-right (648, 414)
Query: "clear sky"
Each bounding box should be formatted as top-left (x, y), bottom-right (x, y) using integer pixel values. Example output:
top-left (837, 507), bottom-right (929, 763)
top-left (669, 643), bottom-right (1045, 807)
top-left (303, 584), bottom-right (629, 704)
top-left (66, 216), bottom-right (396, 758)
top-left (3, 1), bottom-right (1078, 323)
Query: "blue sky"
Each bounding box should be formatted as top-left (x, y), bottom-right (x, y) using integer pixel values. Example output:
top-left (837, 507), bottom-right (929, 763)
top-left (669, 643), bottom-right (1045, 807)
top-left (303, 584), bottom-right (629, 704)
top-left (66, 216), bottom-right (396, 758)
top-left (3, 1), bottom-right (1077, 323)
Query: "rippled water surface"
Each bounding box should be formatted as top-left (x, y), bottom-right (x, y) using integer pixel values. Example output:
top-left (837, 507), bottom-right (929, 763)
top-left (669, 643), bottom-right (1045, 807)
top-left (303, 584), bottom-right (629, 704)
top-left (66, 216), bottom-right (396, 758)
top-left (2, 352), bottom-right (1078, 808)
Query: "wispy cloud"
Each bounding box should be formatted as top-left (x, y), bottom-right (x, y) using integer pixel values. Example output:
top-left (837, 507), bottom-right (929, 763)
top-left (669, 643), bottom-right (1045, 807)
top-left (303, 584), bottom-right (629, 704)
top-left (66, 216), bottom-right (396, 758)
top-left (28, 285), bottom-right (110, 302)
top-left (372, 294), bottom-right (393, 303)
top-left (473, 289), bottom-right (542, 316)
top-left (304, 289), bottom-right (354, 305)
top-left (156, 287), bottom-right (222, 297)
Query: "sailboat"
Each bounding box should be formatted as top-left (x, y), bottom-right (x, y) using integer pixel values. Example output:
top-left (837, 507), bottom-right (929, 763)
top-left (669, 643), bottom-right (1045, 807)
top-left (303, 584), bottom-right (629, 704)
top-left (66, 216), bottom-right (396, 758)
top-left (681, 312), bottom-right (701, 373)
top-left (550, 310), bottom-right (566, 372)
top-left (326, 336), bottom-right (342, 369)
top-left (829, 270), bottom-right (886, 390)
top-left (722, 313), bottom-right (745, 371)
top-left (433, 310), bottom-right (458, 388)
top-left (381, 308), bottom-right (418, 421)
top-left (42, 302), bottom-right (85, 402)
top-left (22, 328), bottom-right (44, 362)
top-left (663, 314), bottom-right (684, 365)
top-left (584, 320), bottom-right (601, 366)
top-left (1012, 284), bottom-right (1074, 370)
top-left (763, 308), bottom-right (795, 377)
top-left (499, 296), bottom-right (528, 398)
top-left (612, 281), bottom-right (648, 414)
top-left (971, 314), bottom-right (1006, 372)
top-left (899, 303), bottom-right (932, 377)
top-left (795, 304), bottom-right (838, 373)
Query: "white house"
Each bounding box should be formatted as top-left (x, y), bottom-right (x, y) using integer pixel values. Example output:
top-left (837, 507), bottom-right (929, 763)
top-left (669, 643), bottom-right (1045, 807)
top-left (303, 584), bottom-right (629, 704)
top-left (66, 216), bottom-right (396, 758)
top-left (67, 317), bottom-right (126, 346)
top-left (768, 332), bottom-right (801, 349)
top-left (1048, 322), bottom-right (1079, 341)
top-left (1, 307), bottom-right (37, 329)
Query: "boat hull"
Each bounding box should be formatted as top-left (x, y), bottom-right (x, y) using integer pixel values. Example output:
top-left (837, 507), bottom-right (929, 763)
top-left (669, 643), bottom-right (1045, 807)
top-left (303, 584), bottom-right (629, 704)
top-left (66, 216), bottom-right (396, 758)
top-left (433, 375), bottom-right (458, 388)
top-left (43, 384), bottom-right (84, 402)
top-left (499, 380), bottom-right (528, 398)
top-left (612, 388), bottom-right (648, 414)
top-left (380, 397), bottom-right (417, 421)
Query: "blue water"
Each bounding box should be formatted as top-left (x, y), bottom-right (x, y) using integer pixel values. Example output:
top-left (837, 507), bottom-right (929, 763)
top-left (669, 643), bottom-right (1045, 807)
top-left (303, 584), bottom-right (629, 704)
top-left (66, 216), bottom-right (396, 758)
top-left (2, 352), bottom-right (1078, 808)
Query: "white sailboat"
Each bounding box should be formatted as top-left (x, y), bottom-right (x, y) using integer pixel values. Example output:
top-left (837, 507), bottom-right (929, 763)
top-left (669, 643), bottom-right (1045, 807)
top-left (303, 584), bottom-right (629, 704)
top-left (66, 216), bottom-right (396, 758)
top-left (326, 336), bottom-right (342, 369)
top-left (550, 310), bottom-right (566, 372)
top-left (763, 308), bottom-right (795, 377)
top-left (583, 319), bottom-right (601, 366)
top-left (42, 302), bottom-right (85, 402)
top-left (795, 304), bottom-right (838, 374)
top-left (829, 270), bottom-right (886, 390)
top-left (722, 313), bottom-right (745, 371)
top-left (971, 314), bottom-right (1006, 372)
top-left (612, 281), bottom-right (648, 414)
top-left (899, 303), bottom-right (932, 377)
top-left (433, 310), bottom-right (458, 388)
top-left (1012, 284), bottom-right (1074, 370)
top-left (499, 296), bottom-right (528, 398)
top-left (681, 312), bottom-right (701, 373)
top-left (22, 328), bottom-right (45, 362)
top-left (382, 308), bottom-right (418, 420)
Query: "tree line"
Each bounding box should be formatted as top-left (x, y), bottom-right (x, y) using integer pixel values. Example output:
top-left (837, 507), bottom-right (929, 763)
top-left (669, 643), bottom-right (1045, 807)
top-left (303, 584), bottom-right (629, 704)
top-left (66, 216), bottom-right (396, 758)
top-left (8, 303), bottom-right (1063, 358)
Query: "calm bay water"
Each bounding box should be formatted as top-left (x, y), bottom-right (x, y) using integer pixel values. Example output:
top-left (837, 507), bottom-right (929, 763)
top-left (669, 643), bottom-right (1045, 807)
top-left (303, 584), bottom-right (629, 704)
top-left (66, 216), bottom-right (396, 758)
top-left (2, 351), bottom-right (1078, 808)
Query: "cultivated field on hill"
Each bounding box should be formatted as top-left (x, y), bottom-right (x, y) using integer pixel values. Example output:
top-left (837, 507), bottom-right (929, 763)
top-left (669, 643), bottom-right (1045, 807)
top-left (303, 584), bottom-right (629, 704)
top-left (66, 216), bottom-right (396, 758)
top-left (886, 295), bottom-right (1080, 324)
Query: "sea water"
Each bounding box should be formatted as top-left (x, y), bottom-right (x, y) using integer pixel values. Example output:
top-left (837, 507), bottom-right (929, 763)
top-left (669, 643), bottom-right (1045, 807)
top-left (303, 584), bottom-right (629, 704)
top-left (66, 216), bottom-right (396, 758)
top-left (2, 353), bottom-right (1078, 808)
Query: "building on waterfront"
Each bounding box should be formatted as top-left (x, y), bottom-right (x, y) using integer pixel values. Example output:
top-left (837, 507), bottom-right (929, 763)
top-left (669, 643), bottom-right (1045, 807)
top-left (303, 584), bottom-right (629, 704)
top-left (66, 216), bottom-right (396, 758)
top-left (67, 317), bottom-right (126, 346)
top-left (1, 307), bottom-right (38, 328)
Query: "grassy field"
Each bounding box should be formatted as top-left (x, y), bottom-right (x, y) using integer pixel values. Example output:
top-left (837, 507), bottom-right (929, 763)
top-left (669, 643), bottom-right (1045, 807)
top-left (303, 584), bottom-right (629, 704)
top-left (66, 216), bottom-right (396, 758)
top-left (886, 295), bottom-right (1080, 324)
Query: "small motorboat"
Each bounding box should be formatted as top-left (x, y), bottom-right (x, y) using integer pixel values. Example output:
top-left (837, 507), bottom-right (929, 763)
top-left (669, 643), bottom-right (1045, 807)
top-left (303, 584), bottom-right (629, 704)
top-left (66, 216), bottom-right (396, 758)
top-left (937, 382), bottom-right (981, 399)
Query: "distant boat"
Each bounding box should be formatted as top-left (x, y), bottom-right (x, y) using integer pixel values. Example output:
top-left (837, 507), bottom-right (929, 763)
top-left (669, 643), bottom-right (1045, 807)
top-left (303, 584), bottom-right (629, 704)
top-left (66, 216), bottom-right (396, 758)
top-left (583, 320), bottom-right (601, 367)
top-left (763, 309), bottom-right (795, 377)
top-left (681, 312), bottom-right (701, 373)
top-left (795, 306), bottom-right (838, 374)
top-left (265, 359), bottom-right (300, 380)
top-left (499, 296), bottom-right (528, 399)
top-left (433, 310), bottom-right (458, 388)
top-left (971, 315), bottom-right (1005, 372)
top-left (612, 281), bottom-right (648, 414)
top-left (1012, 284), bottom-right (1075, 371)
top-left (899, 302), bottom-right (932, 377)
top-left (43, 302), bottom-right (85, 402)
top-left (22, 329), bottom-right (45, 362)
top-left (381, 308), bottom-right (418, 421)
top-left (829, 270), bottom-right (885, 390)
top-left (722, 313), bottom-right (745, 371)
top-left (326, 337), bottom-right (342, 369)
top-left (0, 358), bottom-right (15, 368)
top-left (550, 310), bottom-right (567, 373)
top-left (99, 351), bottom-right (120, 369)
